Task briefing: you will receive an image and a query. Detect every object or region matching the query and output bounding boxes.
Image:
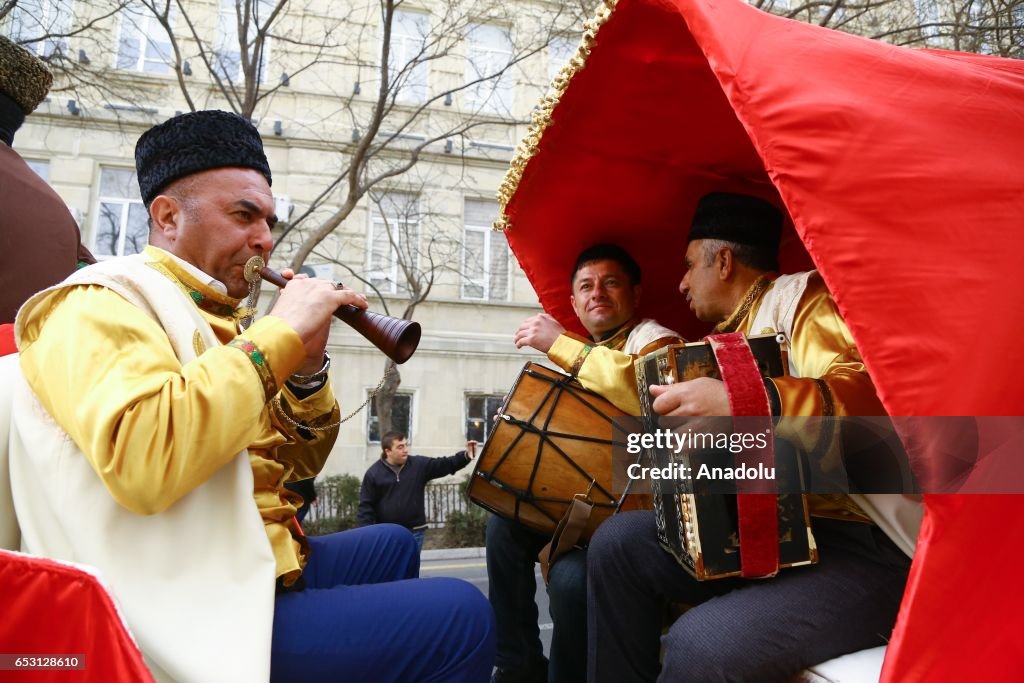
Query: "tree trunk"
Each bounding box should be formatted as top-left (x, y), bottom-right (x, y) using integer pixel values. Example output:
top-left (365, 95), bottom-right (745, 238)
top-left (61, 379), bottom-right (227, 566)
top-left (374, 359), bottom-right (401, 436)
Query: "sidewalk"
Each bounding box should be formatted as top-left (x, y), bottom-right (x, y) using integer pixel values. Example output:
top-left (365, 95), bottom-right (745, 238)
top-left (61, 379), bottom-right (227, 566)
top-left (421, 546), bottom-right (485, 561)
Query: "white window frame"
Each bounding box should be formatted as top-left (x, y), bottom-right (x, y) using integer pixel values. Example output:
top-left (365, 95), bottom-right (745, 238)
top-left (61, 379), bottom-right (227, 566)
top-left (462, 199), bottom-right (510, 301)
top-left (367, 192), bottom-right (420, 295)
top-left (213, 0), bottom-right (272, 83)
top-left (384, 9), bottom-right (429, 104)
top-left (6, 0), bottom-right (74, 58)
top-left (114, 1), bottom-right (174, 74)
top-left (464, 22), bottom-right (514, 114)
top-left (367, 391), bottom-right (414, 444)
top-left (91, 167), bottom-right (148, 259)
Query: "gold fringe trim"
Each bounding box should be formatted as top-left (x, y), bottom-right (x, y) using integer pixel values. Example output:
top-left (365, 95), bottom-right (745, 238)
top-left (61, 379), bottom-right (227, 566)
top-left (493, 0), bottom-right (620, 232)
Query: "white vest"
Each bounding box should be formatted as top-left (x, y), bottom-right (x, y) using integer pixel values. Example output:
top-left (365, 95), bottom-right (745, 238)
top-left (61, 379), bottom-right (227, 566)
top-left (624, 318), bottom-right (680, 354)
top-left (6, 254), bottom-right (276, 682)
top-left (751, 272), bottom-right (922, 558)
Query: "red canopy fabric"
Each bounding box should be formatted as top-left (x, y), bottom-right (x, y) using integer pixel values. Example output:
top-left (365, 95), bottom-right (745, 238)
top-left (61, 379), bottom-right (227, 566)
top-left (0, 550), bottom-right (154, 681)
top-left (0, 324), bottom-right (15, 357)
top-left (499, 0), bottom-right (1024, 678)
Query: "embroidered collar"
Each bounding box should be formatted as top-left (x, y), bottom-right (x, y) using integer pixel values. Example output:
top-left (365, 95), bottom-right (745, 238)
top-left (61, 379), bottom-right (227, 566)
top-left (143, 246), bottom-right (247, 319)
top-left (714, 275), bottom-right (772, 334)
top-left (592, 319), bottom-right (638, 352)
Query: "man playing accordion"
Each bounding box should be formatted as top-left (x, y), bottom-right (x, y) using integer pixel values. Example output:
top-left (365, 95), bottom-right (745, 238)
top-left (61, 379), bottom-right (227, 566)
top-left (586, 192), bottom-right (921, 682)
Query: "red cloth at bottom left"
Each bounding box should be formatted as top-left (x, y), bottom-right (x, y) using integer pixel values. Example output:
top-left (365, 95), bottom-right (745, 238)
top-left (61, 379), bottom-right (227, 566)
top-left (0, 324), bottom-right (15, 357)
top-left (0, 550), bottom-right (154, 682)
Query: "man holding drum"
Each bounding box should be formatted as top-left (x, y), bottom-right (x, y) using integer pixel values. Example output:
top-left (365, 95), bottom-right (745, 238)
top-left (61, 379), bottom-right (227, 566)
top-left (8, 110), bottom-right (494, 682)
top-left (489, 243), bottom-right (681, 683)
top-left (586, 192), bottom-right (921, 682)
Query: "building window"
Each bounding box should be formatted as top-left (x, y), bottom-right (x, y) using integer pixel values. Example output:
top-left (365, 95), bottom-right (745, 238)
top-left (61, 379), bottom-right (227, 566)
top-left (115, 1), bottom-right (173, 74)
top-left (6, 0), bottom-right (74, 58)
top-left (92, 167), bottom-right (148, 259)
top-left (547, 34), bottom-right (577, 84)
top-left (367, 192), bottom-right (419, 295)
top-left (466, 394), bottom-right (504, 442)
top-left (385, 9), bottom-right (429, 103)
top-left (462, 198), bottom-right (509, 301)
top-left (214, 0), bottom-right (272, 83)
top-left (25, 159), bottom-right (50, 182)
top-left (465, 23), bottom-right (513, 114)
top-left (368, 392), bottom-right (413, 443)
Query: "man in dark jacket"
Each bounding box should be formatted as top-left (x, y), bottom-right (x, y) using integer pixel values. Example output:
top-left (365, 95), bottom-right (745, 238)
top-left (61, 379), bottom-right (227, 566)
top-left (358, 431), bottom-right (477, 552)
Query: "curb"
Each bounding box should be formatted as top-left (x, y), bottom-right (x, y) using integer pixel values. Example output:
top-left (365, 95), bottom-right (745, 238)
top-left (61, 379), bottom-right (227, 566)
top-left (421, 547), bottom-right (485, 561)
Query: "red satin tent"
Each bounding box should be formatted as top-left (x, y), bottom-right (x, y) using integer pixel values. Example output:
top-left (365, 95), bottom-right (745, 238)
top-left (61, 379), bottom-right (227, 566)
top-left (496, 0), bottom-right (1024, 678)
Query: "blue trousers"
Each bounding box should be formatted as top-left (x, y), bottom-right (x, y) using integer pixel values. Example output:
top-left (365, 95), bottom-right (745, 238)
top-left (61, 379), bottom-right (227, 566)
top-left (411, 527), bottom-right (426, 554)
top-left (272, 524), bottom-right (495, 682)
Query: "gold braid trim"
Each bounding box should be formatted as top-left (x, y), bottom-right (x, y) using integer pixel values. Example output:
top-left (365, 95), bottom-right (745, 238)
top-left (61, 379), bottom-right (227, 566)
top-left (714, 275), bottom-right (771, 334)
top-left (569, 319), bottom-right (635, 375)
top-left (593, 319), bottom-right (634, 351)
top-left (493, 0), bottom-right (620, 232)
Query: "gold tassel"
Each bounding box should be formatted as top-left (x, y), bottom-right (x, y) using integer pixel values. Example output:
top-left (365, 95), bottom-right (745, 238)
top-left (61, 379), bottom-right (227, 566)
top-left (493, 0), bottom-right (621, 232)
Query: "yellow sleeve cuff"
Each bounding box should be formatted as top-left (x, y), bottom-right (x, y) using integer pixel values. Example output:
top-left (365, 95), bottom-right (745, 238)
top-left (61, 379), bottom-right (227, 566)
top-left (548, 333), bottom-right (590, 374)
top-left (549, 334), bottom-right (642, 414)
top-left (228, 316), bottom-right (306, 401)
top-left (282, 376), bottom-right (337, 418)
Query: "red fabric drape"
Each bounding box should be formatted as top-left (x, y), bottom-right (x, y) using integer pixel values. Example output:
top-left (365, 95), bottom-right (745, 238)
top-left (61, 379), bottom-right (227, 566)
top-left (0, 324), bottom-right (16, 357)
top-left (501, 0), bottom-right (1024, 677)
top-left (0, 551), bottom-right (153, 681)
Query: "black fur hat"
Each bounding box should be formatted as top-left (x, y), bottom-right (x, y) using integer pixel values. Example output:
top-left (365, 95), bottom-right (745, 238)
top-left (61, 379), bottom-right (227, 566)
top-left (135, 110), bottom-right (272, 205)
top-left (0, 36), bottom-right (53, 114)
top-left (688, 192), bottom-right (783, 253)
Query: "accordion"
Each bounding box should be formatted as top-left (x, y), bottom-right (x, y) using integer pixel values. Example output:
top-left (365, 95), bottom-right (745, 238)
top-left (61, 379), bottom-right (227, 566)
top-left (633, 334), bottom-right (818, 580)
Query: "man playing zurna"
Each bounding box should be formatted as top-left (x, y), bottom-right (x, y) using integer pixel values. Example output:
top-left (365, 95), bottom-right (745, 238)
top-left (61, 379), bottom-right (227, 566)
top-left (9, 110), bottom-right (494, 682)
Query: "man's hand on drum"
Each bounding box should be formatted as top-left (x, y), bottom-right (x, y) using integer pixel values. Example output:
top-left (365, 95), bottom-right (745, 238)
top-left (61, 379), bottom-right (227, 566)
top-left (650, 377), bottom-right (732, 416)
top-left (513, 313), bottom-right (565, 353)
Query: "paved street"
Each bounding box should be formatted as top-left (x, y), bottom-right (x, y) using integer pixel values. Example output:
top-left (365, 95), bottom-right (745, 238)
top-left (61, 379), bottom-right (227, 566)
top-left (421, 550), bottom-right (552, 657)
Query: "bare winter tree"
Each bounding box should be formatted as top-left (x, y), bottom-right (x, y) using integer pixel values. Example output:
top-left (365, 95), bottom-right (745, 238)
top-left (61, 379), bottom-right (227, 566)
top-left (307, 185), bottom-right (466, 434)
top-left (2, 0), bottom-right (160, 107)
top-left (272, 0), bottom-right (592, 266)
top-left (753, 0), bottom-right (1022, 53)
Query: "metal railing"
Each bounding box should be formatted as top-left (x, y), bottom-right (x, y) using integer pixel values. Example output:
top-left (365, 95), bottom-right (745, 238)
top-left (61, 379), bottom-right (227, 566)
top-left (305, 478), bottom-right (475, 526)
